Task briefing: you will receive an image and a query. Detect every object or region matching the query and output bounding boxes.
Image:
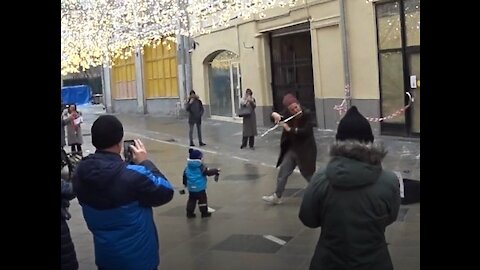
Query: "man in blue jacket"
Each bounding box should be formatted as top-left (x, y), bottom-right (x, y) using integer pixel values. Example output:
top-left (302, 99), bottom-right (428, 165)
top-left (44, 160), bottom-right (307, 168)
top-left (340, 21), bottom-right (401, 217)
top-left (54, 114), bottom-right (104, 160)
top-left (73, 115), bottom-right (174, 270)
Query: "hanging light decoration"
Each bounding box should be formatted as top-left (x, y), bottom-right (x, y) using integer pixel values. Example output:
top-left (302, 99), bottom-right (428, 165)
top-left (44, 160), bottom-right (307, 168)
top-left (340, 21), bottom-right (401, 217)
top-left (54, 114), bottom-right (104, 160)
top-left (61, 0), bottom-right (299, 75)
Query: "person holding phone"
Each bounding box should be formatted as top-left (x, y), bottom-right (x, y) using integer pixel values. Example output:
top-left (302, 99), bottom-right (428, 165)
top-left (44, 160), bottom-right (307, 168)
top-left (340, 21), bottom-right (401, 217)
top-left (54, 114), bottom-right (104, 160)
top-left (62, 103), bottom-right (84, 155)
top-left (185, 90), bottom-right (206, 147)
top-left (240, 88), bottom-right (258, 149)
top-left (123, 139), bottom-right (136, 163)
top-left (73, 115), bottom-right (174, 270)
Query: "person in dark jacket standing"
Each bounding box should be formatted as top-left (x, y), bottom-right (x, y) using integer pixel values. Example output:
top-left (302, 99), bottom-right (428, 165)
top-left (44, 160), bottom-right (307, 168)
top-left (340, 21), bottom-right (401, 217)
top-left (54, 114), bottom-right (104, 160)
top-left (73, 115), bottom-right (174, 270)
top-left (185, 90), bottom-right (206, 147)
top-left (299, 106), bottom-right (401, 270)
top-left (262, 93), bottom-right (317, 204)
top-left (61, 178), bottom-right (79, 270)
top-left (240, 88), bottom-right (258, 149)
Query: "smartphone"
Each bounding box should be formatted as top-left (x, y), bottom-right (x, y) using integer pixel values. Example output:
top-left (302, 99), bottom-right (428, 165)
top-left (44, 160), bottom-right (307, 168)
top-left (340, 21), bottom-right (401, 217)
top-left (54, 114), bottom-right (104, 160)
top-left (123, 140), bottom-right (136, 162)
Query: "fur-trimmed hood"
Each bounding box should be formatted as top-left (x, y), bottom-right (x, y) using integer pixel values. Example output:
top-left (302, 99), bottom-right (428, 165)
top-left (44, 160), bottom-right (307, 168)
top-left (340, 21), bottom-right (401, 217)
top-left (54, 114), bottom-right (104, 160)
top-left (326, 140), bottom-right (387, 189)
top-left (329, 140), bottom-right (387, 166)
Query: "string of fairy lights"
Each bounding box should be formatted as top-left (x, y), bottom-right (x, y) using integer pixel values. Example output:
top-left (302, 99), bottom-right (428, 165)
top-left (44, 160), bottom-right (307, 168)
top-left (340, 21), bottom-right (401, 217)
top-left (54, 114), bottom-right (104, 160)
top-left (61, 0), bottom-right (299, 75)
top-left (62, 0), bottom-right (418, 122)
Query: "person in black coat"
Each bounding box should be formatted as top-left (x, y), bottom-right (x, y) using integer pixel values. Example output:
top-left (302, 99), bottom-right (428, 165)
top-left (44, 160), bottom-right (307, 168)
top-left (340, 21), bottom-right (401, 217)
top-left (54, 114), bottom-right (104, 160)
top-left (262, 93), bottom-right (317, 204)
top-left (185, 90), bottom-right (206, 147)
top-left (61, 179), bottom-right (79, 270)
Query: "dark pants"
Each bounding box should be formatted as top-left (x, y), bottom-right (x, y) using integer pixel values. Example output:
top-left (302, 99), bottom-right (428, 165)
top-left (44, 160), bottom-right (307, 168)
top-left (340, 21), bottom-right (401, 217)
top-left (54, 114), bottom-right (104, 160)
top-left (70, 144), bottom-right (82, 153)
top-left (189, 122), bottom-right (203, 144)
top-left (61, 218), bottom-right (79, 270)
top-left (186, 190), bottom-right (208, 215)
top-left (241, 136), bottom-right (254, 148)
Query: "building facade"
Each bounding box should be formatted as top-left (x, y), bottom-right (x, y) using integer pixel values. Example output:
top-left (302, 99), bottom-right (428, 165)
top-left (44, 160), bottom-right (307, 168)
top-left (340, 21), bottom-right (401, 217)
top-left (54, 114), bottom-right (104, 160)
top-left (103, 0), bottom-right (420, 137)
top-left (102, 38), bottom-right (184, 116)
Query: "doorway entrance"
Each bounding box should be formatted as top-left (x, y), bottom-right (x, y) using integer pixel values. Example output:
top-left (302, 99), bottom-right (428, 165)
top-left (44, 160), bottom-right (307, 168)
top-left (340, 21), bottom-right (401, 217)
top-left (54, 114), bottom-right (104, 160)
top-left (375, 0), bottom-right (420, 136)
top-left (270, 22), bottom-right (316, 123)
top-left (207, 50), bottom-right (242, 120)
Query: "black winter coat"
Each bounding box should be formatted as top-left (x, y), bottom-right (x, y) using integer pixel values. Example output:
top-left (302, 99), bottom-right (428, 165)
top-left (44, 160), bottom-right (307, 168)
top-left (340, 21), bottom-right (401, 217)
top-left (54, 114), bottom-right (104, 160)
top-left (185, 97), bottom-right (204, 124)
top-left (61, 179), bottom-right (78, 270)
top-left (276, 108), bottom-right (317, 178)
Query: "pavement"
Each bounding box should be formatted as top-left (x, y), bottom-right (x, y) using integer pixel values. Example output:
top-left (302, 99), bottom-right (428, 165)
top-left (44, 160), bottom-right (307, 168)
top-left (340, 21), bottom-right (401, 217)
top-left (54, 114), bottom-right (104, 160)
top-left (68, 104), bottom-right (420, 270)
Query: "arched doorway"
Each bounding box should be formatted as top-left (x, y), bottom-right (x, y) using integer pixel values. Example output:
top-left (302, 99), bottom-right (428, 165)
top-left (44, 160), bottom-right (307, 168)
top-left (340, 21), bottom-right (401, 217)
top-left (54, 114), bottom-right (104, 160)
top-left (206, 50), bottom-right (241, 119)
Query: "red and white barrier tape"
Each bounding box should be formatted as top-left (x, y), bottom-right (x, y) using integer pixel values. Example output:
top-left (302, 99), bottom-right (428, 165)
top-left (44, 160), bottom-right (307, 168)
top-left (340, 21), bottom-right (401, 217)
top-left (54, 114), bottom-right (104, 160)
top-left (333, 85), bottom-right (414, 122)
top-left (333, 84), bottom-right (350, 117)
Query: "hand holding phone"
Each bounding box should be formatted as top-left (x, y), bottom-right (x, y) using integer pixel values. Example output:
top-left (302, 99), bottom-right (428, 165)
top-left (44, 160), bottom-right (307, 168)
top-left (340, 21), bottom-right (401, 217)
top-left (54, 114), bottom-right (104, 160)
top-left (123, 140), bottom-right (136, 163)
top-left (128, 139), bottom-right (148, 164)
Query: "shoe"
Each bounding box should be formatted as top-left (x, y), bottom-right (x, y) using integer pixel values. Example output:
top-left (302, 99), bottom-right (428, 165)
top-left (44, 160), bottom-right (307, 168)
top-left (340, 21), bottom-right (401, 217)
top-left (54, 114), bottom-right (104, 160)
top-left (240, 145), bottom-right (246, 149)
top-left (201, 212), bottom-right (212, 218)
top-left (190, 142), bottom-right (195, 147)
top-left (249, 146), bottom-right (255, 150)
top-left (262, 193), bottom-right (282, 204)
top-left (199, 142), bottom-right (206, 146)
top-left (187, 213), bottom-right (196, 219)
top-left (207, 207), bottom-right (216, 213)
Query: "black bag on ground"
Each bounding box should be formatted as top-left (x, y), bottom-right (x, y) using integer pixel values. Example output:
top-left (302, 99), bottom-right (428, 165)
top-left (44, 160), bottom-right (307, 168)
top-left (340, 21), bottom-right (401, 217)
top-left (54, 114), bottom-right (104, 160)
top-left (401, 178), bottom-right (420, 205)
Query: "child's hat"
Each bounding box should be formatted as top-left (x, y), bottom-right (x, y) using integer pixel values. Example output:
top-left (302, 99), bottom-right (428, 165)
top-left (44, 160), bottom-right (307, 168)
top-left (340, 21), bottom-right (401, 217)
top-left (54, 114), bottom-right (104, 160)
top-left (189, 148), bottom-right (203, 159)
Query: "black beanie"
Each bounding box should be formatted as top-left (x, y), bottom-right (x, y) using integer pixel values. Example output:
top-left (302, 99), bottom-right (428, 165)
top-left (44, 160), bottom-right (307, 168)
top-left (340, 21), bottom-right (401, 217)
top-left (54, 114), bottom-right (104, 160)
top-left (189, 148), bottom-right (203, 160)
top-left (91, 115), bottom-right (124, 149)
top-left (336, 106), bottom-right (374, 143)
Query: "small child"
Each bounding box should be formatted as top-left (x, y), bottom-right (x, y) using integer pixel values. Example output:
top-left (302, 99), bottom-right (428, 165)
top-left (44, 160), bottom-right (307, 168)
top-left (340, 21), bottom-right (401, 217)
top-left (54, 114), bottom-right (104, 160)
top-left (183, 148), bottom-right (220, 218)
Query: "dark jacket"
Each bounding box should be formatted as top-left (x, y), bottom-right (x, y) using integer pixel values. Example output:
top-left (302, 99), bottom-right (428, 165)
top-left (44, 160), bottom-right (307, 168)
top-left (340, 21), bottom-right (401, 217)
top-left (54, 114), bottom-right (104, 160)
top-left (276, 108), bottom-right (317, 177)
top-left (299, 141), bottom-right (401, 270)
top-left (61, 179), bottom-right (79, 270)
top-left (185, 97), bottom-right (204, 124)
top-left (73, 151), bottom-right (174, 270)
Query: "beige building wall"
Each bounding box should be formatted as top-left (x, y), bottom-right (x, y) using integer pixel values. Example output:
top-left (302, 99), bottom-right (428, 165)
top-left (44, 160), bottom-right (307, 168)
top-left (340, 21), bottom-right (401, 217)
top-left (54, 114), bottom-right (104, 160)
top-left (346, 0), bottom-right (380, 99)
top-left (190, 0), bottom-right (382, 126)
top-left (191, 21), bottom-right (270, 109)
top-left (191, 27), bottom-right (239, 105)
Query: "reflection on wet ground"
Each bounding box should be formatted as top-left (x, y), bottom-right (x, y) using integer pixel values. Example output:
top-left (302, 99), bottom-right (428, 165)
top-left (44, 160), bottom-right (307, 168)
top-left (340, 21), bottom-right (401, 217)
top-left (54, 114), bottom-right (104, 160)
top-left (70, 106), bottom-right (419, 270)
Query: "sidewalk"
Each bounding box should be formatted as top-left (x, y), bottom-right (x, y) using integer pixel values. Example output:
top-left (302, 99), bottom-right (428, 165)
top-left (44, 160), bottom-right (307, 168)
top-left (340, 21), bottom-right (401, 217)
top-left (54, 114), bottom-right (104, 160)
top-left (69, 104), bottom-right (420, 270)
top-left (101, 108), bottom-right (420, 181)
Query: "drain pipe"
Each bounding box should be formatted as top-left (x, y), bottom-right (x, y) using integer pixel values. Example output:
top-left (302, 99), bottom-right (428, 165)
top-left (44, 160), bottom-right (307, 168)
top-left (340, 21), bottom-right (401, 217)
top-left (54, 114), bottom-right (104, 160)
top-left (339, 0), bottom-right (351, 108)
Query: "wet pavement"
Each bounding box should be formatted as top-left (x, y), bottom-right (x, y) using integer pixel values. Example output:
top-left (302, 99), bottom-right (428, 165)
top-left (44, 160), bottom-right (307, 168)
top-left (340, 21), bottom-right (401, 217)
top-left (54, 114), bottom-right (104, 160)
top-left (69, 104), bottom-right (420, 270)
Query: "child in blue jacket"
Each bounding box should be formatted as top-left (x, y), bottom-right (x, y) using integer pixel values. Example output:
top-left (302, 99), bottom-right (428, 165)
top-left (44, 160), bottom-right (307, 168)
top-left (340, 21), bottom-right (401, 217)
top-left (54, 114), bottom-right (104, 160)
top-left (183, 148), bottom-right (220, 218)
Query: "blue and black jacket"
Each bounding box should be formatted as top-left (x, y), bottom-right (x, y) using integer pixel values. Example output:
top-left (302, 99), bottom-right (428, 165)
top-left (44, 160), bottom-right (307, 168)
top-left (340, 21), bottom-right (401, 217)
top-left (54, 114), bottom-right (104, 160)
top-left (73, 150), bottom-right (173, 270)
top-left (182, 159), bottom-right (219, 192)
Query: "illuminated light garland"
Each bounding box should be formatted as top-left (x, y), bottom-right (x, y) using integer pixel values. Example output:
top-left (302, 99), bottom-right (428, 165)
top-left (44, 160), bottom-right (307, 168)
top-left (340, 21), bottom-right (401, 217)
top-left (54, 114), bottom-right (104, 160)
top-left (62, 0), bottom-right (418, 75)
top-left (61, 0), bottom-right (300, 75)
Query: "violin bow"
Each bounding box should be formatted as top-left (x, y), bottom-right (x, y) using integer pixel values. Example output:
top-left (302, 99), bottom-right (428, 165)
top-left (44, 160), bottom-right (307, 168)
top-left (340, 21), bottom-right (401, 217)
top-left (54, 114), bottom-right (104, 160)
top-left (260, 111), bottom-right (303, 137)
